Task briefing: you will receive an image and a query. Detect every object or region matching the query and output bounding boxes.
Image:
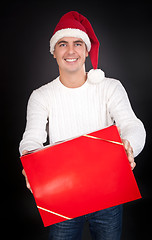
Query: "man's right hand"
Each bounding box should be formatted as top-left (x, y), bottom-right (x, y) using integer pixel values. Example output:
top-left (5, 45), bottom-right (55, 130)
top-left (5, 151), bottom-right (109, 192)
top-left (22, 150), bottom-right (33, 193)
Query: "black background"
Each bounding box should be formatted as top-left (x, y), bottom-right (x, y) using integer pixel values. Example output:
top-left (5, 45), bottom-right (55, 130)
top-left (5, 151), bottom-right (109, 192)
top-left (1, 1), bottom-right (152, 239)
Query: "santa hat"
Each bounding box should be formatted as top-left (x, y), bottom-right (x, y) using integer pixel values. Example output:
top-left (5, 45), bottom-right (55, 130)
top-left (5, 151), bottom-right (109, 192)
top-left (50, 11), bottom-right (105, 83)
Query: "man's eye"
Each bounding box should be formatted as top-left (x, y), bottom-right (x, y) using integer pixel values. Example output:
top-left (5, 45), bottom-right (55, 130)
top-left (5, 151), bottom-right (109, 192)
top-left (75, 43), bottom-right (81, 46)
top-left (60, 44), bottom-right (66, 47)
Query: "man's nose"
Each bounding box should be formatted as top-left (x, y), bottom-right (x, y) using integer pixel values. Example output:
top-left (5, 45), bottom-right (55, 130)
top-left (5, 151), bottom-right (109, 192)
top-left (67, 44), bottom-right (75, 54)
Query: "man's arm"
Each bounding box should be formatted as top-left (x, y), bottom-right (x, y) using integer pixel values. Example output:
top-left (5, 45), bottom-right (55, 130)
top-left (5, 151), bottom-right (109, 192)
top-left (19, 90), bottom-right (49, 155)
top-left (20, 89), bottom-right (49, 192)
top-left (107, 80), bottom-right (146, 158)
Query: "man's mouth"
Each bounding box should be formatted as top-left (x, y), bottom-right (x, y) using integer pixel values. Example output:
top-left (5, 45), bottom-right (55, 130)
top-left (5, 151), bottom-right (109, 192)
top-left (64, 58), bottom-right (78, 62)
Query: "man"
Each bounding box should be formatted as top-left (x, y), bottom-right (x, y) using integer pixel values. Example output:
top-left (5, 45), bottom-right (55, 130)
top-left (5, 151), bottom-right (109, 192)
top-left (19, 11), bottom-right (146, 240)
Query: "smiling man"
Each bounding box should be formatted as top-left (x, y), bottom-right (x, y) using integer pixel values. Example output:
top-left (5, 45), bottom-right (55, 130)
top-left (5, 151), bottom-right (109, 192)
top-left (19, 11), bottom-right (146, 240)
top-left (53, 37), bottom-right (88, 88)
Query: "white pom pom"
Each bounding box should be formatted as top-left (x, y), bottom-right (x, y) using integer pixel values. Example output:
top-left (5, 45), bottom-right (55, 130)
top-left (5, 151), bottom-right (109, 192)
top-left (87, 69), bottom-right (105, 84)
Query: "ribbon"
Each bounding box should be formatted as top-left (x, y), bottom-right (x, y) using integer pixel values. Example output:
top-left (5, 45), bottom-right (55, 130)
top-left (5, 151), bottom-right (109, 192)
top-left (37, 206), bottom-right (72, 220)
top-left (83, 134), bottom-right (123, 146)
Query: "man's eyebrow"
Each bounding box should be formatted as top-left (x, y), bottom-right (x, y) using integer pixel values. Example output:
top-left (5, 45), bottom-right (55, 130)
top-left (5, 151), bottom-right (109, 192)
top-left (57, 40), bottom-right (84, 45)
top-left (74, 40), bottom-right (84, 44)
top-left (57, 40), bottom-right (68, 45)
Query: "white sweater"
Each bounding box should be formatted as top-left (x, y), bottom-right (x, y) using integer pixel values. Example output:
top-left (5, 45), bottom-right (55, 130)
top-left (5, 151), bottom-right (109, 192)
top-left (19, 71), bottom-right (146, 157)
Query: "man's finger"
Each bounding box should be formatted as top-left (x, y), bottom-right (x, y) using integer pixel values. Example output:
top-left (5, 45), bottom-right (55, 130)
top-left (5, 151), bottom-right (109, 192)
top-left (22, 150), bottom-right (28, 156)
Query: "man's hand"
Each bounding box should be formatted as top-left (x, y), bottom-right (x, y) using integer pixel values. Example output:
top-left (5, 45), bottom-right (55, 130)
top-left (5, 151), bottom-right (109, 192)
top-left (121, 139), bottom-right (136, 170)
top-left (117, 127), bottom-right (136, 170)
top-left (22, 150), bottom-right (33, 193)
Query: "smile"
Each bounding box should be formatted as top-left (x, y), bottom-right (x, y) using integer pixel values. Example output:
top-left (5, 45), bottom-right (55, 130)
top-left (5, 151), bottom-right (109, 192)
top-left (64, 58), bottom-right (78, 62)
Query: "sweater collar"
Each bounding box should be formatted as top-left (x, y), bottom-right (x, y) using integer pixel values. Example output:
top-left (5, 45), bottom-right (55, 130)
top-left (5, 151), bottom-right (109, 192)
top-left (56, 68), bottom-right (105, 90)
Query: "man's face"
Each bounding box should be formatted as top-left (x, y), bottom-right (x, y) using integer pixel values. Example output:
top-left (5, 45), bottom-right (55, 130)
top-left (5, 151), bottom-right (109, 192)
top-left (53, 37), bottom-right (88, 74)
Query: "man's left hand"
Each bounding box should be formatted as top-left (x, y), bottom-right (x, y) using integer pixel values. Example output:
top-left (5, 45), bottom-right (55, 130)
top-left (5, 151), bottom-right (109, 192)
top-left (122, 139), bottom-right (136, 170)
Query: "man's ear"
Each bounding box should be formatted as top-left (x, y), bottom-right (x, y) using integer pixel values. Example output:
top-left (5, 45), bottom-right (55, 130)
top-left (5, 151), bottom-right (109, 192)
top-left (85, 50), bottom-right (89, 58)
top-left (85, 45), bottom-right (89, 58)
top-left (53, 52), bottom-right (56, 59)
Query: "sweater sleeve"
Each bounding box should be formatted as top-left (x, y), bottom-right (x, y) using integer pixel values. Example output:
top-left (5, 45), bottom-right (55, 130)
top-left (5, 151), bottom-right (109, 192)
top-left (19, 90), bottom-right (49, 155)
top-left (107, 80), bottom-right (146, 157)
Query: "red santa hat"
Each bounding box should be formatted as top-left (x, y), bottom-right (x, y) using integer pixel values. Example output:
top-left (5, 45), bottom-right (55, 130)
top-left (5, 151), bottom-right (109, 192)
top-left (50, 11), bottom-right (105, 83)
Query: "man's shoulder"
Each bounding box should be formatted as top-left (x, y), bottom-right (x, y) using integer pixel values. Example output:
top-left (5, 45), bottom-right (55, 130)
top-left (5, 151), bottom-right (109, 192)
top-left (97, 76), bottom-right (124, 99)
top-left (99, 76), bottom-right (122, 91)
top-left (28, 76), bottom-right (59, 104)
top-left (35, 76), bottom-right (59, 93)
top-left (103, 76), bottom-right (121, 85)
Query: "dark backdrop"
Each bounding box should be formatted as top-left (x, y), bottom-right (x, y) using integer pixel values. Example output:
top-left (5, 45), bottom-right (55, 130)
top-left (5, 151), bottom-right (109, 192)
top-left (1, 1), bottom-right (152, 239)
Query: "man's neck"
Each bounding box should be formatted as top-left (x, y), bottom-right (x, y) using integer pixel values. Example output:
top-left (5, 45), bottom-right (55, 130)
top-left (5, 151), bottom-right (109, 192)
top-left (59, 68), bottom-right (87, 88)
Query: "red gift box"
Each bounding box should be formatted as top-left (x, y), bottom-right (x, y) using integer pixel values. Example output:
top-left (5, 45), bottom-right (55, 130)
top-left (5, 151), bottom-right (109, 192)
top-left (20, 125), bottom-right (141, 227)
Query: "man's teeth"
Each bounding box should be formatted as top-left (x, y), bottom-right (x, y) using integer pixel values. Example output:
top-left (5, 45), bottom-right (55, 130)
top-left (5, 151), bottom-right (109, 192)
top-left (65, 58), bottom-right (77, 62)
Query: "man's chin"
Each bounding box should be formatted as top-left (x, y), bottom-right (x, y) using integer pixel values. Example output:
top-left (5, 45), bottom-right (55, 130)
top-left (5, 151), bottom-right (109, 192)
top-left (64, 67), bottom-right (80, 73)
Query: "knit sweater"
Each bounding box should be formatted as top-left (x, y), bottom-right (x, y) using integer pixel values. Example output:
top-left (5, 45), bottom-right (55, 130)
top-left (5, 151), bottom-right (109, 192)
top-left (19, 71), bottom-right (146, 157)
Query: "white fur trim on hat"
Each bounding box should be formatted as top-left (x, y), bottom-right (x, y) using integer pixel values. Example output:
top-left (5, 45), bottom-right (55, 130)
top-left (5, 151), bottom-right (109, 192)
top-left (50, 28), bottom-right (91, 54)
top-left (87, 69), bottom-right (105, 84)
